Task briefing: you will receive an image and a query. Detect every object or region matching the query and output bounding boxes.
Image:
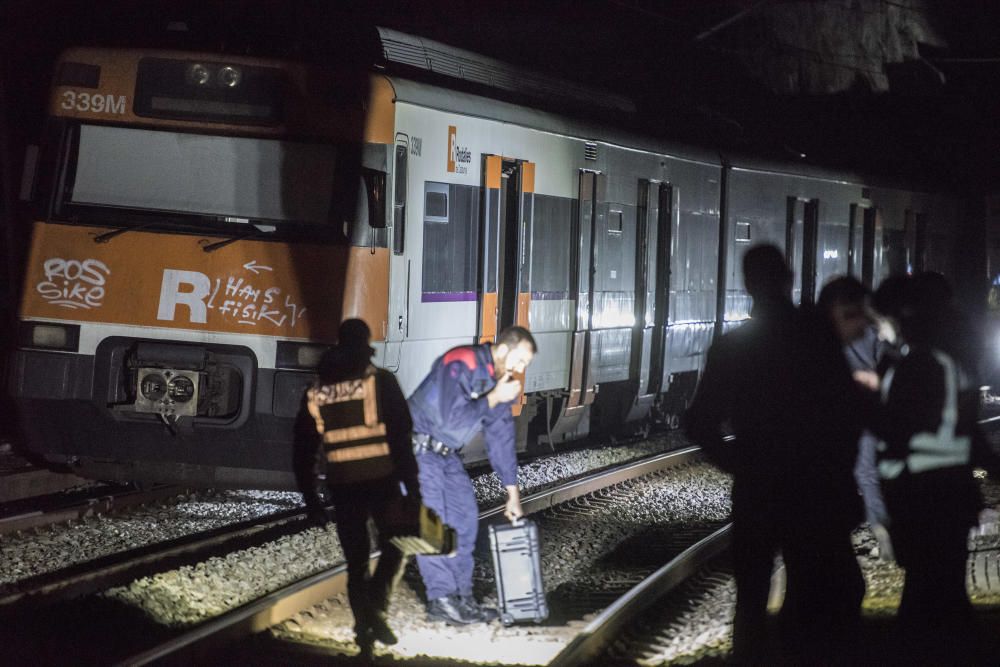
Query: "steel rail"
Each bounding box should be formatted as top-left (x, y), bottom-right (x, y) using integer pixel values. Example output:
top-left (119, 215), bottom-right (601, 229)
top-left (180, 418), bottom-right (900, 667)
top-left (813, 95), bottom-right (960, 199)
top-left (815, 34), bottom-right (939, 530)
top-left (0, 484), bottom-right (184, 535)
top-left (548, 522), bottom-right (732, 667)
top-left (0, 507), bottom-right (308, 609)
top-left (118, 446), bottom-right (703, 666)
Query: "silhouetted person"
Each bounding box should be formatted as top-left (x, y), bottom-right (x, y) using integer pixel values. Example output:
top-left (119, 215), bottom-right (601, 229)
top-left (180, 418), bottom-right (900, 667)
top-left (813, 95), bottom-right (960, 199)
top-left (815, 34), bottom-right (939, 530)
top-left (685, 245), bottom-right (865, 663)
top-left (819, 276), bottom-right (894, 559)
top-left (872, 273), bottom-right (996, 660)
top-left (294, 319), bottom-right (419, 657)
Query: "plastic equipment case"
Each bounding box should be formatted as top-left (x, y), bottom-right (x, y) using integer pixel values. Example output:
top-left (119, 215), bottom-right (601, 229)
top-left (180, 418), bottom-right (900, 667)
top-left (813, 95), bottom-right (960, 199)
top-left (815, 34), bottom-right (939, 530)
top-left (488, 518), bottom-right (548, 625)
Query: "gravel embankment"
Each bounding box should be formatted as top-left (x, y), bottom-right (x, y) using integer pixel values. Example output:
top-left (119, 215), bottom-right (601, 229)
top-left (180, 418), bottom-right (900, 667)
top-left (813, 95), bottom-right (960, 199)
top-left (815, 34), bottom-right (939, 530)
top-left (619, 475), bottom-right (1000, 665)
top-left (98, 433), bottom-right (687, 628)
top-left (0, 490), bottom-right (301, 586)
top-left (1, 433), bottom-right (686, 592)
top-left (269, 462), bottom-right (732, 665)
top-left (473, 431), bottom-right (688, 506)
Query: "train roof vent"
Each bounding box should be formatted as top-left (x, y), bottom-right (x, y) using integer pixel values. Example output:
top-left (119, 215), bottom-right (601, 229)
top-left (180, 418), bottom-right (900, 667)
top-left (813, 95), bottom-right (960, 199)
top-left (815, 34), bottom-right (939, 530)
top-left (376, 27), bottom-right (636, 115)
top-left (584, 142), bottom-right (598, 161)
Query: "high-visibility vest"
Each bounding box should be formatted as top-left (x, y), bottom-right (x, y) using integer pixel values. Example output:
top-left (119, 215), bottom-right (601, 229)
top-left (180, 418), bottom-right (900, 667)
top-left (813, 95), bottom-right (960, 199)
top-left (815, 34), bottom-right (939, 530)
top-left (307, 371), bottom-right (395, 485)
top-left (878, 348), bottom-right (972, 480)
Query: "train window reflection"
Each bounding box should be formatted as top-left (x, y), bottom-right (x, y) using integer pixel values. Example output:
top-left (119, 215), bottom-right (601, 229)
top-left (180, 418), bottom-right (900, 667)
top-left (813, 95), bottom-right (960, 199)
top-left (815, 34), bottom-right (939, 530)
top-left (425, 191), bottom-right (448, 219)
top-left (67, 124), bottom-right (338, 225)
top-left (609, 209), bottom-right (623, 233)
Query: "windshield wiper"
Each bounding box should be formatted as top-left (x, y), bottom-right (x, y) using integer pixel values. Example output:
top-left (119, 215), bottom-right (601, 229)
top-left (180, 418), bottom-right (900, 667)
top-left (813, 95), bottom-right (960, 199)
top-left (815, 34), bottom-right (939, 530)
top-left (200, 232), bottom-right (259, 253)
top-left (89, 214), bottom-right (215, 243)
top-left (92, 220), bottom-right (163, 243)
top-left (200, 220), bottom-right (277, 253)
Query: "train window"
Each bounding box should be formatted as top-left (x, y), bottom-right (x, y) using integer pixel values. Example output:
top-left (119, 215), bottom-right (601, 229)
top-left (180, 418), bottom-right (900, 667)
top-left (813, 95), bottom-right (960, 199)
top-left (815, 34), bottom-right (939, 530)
top-left (425, 191), bottom-right (448, 220)
top-left (66, 124), bottom-right (339, 225)
top-left (530, 194), bottom-right (573, 296)
top-left (609, 210), bottom-right (623, 233)
top-left (886, 229), bottom-right (908, 275)
top-left (393, 142), bottom-right (407, 254)
top-left (422, 182), bottom-right (479, 298)
top-left (362, 169), bottom-right (386, 229)
top-left (346, 170), bottom-right (389, 246)
top-left (735, 221), bottom-right (751, 243)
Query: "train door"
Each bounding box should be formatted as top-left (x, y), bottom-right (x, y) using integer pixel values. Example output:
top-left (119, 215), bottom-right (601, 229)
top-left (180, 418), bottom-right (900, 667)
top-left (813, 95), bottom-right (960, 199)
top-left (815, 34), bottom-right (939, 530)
top-left (849, 203), bottom-right (878, 289)
top-left (384, 134), bottom-right (410, 371)
top-left (479, 155), bottom-right (533, 412)
top-left (786, 197), bottom-right (819, 304)
top-left (905, 209), bottom-right (928, 273)
top-left (564, 170), bottom-right (603, 415)
top-left (632, 180), bottom-right (672, 399)
top-left (885, 209), bottom-right (926, 276)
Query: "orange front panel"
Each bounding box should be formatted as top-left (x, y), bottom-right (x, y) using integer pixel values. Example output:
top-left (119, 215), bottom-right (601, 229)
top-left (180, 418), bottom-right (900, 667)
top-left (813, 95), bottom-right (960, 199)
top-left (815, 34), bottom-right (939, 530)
top-left (20, 222), bottom-right (389, 342)
top-left (364, 76), bottom-right (397, 145)
top-left (50, 48), bottom-right (393, 143)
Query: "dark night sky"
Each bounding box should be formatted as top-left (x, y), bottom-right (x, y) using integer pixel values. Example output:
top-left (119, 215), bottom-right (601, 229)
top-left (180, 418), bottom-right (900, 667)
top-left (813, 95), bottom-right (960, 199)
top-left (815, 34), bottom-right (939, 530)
top-left (3, 0), bottom-right (1000, 193)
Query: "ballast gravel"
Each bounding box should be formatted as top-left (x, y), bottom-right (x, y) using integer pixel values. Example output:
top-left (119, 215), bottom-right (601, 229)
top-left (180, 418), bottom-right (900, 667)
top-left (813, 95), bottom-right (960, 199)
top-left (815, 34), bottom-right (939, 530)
top-left (0, 490), bottom-right (301, 586)
top-left (94, 434), bottom-right (685, 628)
top-left (472, 431), bottom-right (689, 507)
top-left (269, 462), bottom-right (732, 665)
top-left (1, 434), bottom-right (684, 592)
top-left (619, 475), bottom-right (1000, 666)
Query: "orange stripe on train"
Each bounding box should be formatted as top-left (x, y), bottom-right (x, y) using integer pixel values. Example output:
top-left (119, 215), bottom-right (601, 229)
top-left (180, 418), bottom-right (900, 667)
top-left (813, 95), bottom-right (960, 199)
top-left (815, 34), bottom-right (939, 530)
top-left (20, 222), bottom-right (389, 341)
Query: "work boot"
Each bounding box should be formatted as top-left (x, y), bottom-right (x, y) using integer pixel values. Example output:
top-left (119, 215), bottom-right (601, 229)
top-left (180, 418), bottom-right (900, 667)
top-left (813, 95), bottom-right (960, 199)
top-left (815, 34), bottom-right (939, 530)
top-left (367, 611), bottom-right (398, 646)
top-left (459, 595), bottom-right (499, 622)
top-left (353, 626), bottom-right (374, 661)
top-left (426, 594), bottom-right (480, 624)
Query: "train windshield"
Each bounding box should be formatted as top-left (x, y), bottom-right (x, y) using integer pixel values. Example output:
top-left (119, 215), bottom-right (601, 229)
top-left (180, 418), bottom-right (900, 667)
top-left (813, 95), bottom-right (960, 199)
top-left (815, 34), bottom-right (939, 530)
top-left (65, 124), bottom-right (338, 226)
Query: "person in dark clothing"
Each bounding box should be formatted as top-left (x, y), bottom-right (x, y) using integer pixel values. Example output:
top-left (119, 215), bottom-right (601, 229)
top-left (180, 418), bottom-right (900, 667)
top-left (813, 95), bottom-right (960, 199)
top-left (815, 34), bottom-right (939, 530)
top-left (409, 325), bottom-right (536, 625)
top-left (685, 245), bottom-right (865, 663)
top-left (294, 318), bottom-right (420, 656)
top-left (871, 273), bottom-right (995, 656)
top-left (818, 276), bottom-right (894, 560)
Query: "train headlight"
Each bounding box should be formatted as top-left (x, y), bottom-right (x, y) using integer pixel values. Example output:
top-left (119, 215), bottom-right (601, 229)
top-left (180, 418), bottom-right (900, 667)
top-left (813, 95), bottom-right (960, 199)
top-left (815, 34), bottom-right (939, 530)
top-left (218, 66), bottom-right (241, 88)
top-left (276, 341), bottom-right (331, 370)
top-left (31, 324), bottom-right (68, 348)
top-left (167, 375), bottom-right (195, 403)
top-left (18, 321), bottom-right (80, 352)
top-left (187, 63), bottom-right (211, 86)
top-left (140, 374), bottom-right (167, 401)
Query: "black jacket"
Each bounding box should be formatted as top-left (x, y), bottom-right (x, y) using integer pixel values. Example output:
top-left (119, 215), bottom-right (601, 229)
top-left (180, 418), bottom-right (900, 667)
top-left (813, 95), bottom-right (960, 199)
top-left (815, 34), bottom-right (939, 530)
top-left (685, 298), bottom-right (865, 529)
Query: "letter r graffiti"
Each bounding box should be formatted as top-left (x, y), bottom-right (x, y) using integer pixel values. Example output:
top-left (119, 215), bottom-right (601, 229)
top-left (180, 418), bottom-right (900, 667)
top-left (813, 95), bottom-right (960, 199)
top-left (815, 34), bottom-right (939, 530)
top-left (157, 269), bottom-right (211, 323)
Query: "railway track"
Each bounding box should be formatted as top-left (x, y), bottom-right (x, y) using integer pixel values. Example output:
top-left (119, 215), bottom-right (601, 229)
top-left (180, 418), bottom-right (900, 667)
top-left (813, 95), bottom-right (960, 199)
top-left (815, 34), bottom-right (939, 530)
top-left (222, 447), bottom-right (729, 666)
top-left (549, 525), bottom-right (731, 667)
top-left (115, 446), bottom-right (711, 665)
top-left (0, 506), bottom-right (311, 610)
top-left (0, 483), bottom-right (183, 535)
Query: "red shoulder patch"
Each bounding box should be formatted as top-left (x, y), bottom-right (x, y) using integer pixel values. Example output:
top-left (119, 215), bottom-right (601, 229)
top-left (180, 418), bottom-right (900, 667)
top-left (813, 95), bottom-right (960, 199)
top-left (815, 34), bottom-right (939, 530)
top-left (443, 347), bottom-right (478, 370)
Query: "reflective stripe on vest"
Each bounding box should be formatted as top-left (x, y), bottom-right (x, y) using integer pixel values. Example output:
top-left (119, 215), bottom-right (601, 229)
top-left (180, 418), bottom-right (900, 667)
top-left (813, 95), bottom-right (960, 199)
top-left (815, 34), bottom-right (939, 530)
top-left (326, 441), bottom-right (391, 463)
top-left (878, 348), bottom-right (971, 480)
top-left (307, 372), bottom-right (394, 484)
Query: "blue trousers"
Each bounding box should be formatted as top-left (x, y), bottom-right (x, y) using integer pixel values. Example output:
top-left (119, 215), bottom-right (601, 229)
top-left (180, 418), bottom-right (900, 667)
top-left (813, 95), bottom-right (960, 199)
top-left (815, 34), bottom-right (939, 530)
top-left (415, 450), bottom-right (479, 600)
top-left (854, 432), bottom-right (889, 526)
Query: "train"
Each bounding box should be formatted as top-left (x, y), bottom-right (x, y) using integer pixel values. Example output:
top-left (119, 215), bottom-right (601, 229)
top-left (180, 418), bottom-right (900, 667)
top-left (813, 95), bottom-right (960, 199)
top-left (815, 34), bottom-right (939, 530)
top-left (6, 28), bottom-right (962, 490)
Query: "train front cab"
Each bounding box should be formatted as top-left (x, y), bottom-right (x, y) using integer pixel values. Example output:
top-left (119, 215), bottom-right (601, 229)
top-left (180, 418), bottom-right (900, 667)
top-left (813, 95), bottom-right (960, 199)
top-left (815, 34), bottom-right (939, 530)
top-left (10, 48), bottom-right (398, 490)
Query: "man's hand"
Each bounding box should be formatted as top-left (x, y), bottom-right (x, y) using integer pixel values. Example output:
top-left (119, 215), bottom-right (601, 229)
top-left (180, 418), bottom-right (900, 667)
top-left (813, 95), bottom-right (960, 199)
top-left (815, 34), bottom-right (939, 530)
top-left (487, 373), bottom-right (523, 408)
top-left (503, 484), bottom-right (523, 523)
top-left (852, 369), bottom-right (879, 392)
